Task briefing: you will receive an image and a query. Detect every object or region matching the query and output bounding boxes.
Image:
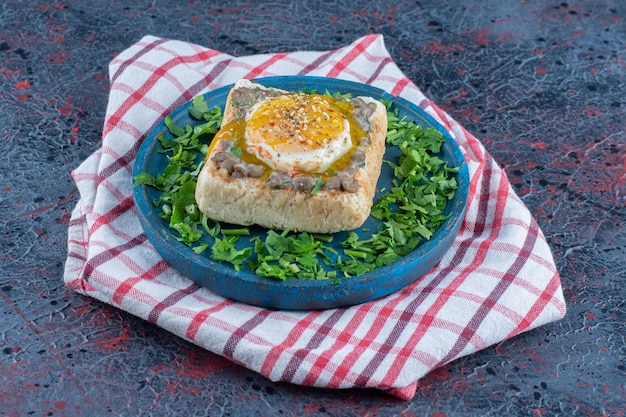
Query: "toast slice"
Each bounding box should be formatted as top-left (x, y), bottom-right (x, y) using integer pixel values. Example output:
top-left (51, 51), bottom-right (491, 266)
top-left (195, 79), bottom-right (387, 233)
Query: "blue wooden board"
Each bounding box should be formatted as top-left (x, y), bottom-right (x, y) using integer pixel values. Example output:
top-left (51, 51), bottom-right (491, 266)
top-left (133, 76), bottom-right (469, 310)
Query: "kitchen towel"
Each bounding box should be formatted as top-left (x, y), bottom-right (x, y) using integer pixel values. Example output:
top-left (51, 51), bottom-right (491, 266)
top-left (64, 35), bottom-right (566, 400)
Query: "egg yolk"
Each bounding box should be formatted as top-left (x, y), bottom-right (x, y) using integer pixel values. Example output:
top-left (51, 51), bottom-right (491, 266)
top-left (245, 94), bottom-right (346, 154)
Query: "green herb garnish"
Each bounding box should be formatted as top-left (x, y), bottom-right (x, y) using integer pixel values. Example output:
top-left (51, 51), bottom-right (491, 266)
top-left (248, 230), bottom-right (337, 280)
top-left (310, 177), bottom-right (324, 195)
top-left (228, 146), bottom-right (243, 158)
top-left (333, 100), bottom-right (460, 274)
top-left (134, 93), bottom-right (459, 280)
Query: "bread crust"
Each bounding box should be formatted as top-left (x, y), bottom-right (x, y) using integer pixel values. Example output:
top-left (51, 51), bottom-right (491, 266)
top-left (195, 79), bottom-right (387, 233)
top-left (222, 79), bottom-right (286, 123)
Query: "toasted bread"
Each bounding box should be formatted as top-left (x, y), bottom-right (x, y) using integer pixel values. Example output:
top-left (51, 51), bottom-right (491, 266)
top-left (195, 79), bottom-right (387, 233)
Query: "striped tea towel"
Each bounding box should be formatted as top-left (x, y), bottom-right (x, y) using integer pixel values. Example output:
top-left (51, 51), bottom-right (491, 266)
top-left (64, 35), bottom-right (566, 399)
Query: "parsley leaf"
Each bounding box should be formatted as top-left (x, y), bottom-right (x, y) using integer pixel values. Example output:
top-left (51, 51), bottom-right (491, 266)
top-left (211, 236), bottom-right (251, 271)
top-left (310, 177), bottom-right (324, 195)
top-left (228, 146), bottom-right (243, 158)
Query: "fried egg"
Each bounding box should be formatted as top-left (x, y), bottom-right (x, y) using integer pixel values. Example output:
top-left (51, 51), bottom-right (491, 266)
top-left (244, 93), bottom-right (352, 174)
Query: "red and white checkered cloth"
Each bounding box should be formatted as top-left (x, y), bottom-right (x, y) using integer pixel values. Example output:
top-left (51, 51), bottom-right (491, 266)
top-left (64, 35), bottom-right (566, 400)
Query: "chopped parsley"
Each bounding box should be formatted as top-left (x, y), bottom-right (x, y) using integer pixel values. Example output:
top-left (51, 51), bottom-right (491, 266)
top-left (134, 93), bottom-right (459, 280)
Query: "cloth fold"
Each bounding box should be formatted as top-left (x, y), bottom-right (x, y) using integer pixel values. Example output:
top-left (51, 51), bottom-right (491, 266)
top-left (64, 35), bottom-right (566, 400)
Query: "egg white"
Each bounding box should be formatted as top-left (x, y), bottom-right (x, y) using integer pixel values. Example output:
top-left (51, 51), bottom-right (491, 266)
top-left (244, 95), bottom-right (353, 174)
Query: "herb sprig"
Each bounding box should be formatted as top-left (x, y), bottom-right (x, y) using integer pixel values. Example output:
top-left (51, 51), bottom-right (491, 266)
top-left (134, 94), bottom-right (458, 280)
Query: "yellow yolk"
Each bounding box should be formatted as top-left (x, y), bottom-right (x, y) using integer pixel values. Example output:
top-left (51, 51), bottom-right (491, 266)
top-left (244, 94), bottom-right (353, 174)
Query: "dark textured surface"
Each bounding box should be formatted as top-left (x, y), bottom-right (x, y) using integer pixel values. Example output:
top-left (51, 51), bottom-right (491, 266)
top-left (1, 1), bottom-right (624, 416)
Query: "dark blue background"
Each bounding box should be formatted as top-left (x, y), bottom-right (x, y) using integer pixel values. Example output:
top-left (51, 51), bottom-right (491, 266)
top-left (1, 1), bottom-right (624, 416)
